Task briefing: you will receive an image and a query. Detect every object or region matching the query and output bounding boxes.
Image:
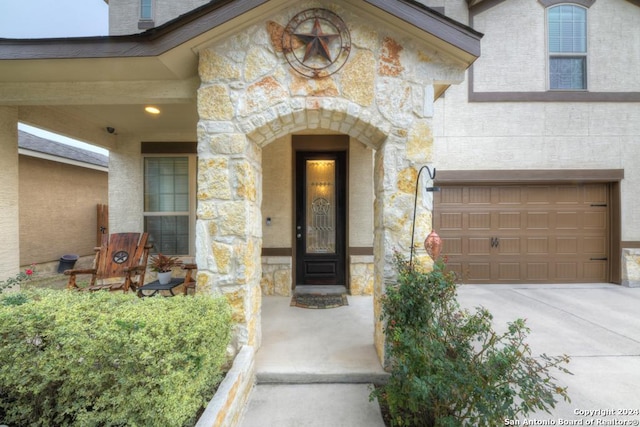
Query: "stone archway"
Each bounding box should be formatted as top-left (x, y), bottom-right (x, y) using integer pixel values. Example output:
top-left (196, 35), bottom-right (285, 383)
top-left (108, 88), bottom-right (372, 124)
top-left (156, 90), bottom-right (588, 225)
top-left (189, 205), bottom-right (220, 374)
top-left (195, 7), bottom-right (464, 362)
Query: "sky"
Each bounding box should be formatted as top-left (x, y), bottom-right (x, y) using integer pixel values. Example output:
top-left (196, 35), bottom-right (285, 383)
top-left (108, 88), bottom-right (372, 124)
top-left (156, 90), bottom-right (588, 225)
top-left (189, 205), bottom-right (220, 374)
top-left (0, 0), bottom-right (109, 39)
top-left (0, 1), bottom-right (110, 154)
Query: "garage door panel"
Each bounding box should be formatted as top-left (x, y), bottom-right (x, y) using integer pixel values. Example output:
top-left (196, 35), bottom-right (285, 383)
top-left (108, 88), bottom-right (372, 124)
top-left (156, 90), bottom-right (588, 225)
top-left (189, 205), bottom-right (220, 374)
top-left (556, 237), bottom-right (578, 254)
top-left (584, 261), bottom-right (607, 281)
top-left (468, 263), bottom-right (491, 281)
top-left (499, 212), bottom-right (521, 229)
top-left (469, 212), bottom-right (491, 230)
top-left (584, 211), bottom-right (607, 229)
top-left (435, 183), bottom-right (609, 284)
top-left (527, 212), bottom-right (550, 229)
top-left (584, 184), bottom-right (607, 204)
top-left (497, 238), bottom-right (520, 254)
top-left (498, 187), bottom-right (522, 204)
top-left (527, 237), bottom-right (549, 254)
top-left (583, 236), bottom-right (607, 254)
top-left (498, 263), bottom-right (521, 280)
top-left (527, 186), bottom-right (552, 204)
top-left (526, 263), bottom-right (549, 280)
top-left (440, 212), bottom-right (462, 230)
top-left (556, 263), bottom-right (578, 280)
top-left (469, 238), bottom-right (491, 255)
top-left (443, 237), bottom-right (462, 255)
top-left (557, 186), bottom-right (580, 204)
top-left (469, 187), bottom-right (492, 204)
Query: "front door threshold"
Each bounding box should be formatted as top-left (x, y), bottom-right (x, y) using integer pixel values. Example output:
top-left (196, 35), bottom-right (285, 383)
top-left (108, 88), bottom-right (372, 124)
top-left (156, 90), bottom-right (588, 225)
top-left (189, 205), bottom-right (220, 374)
top-left (295, 285), bottom-right (348, 295)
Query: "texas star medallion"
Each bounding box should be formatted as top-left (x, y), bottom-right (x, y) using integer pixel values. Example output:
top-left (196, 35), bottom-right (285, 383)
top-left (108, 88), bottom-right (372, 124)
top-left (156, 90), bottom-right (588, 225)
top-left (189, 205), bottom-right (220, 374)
top-left (282, 8), bottom-right (351, 78)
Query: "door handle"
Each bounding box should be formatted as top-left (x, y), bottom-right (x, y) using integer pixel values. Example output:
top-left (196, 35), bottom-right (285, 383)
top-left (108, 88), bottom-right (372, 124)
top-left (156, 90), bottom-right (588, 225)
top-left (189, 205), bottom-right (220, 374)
top-left (490, 237), bottom-right (499, 248)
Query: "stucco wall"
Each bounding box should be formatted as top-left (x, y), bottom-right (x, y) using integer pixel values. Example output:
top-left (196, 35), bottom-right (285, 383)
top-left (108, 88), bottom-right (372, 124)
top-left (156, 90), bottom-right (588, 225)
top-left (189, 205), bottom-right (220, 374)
top-left (471, 0), bottom-right (640, 93)
top-left (0, 107), bottom-right (20, 279)
top-left (18, 155), bottom-right (108, 266)
top-left (262, 136), bottom-right (292, 249)
top-left (108, 0), bottom-right (210, 35)
top-left (434, 0), bottom-right (640, 242)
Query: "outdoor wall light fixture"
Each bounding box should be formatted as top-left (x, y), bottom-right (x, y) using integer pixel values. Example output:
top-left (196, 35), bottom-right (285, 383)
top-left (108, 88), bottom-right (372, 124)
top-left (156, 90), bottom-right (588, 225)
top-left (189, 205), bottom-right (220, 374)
top-left (409, 165), bottom-right (442, 268)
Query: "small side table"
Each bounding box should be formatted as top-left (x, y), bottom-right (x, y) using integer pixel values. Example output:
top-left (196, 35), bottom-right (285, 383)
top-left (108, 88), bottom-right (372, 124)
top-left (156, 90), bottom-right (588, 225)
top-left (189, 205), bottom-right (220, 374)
top-left (137, 278), bottom-right (185, 297)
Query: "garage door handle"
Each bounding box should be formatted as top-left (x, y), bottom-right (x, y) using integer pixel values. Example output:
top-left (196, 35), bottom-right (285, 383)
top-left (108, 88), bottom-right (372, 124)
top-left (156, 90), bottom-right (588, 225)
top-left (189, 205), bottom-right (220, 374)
top-left (490, 237), bottom-right (499, 248)
top-left (590, 257), bottom-right (608, 261)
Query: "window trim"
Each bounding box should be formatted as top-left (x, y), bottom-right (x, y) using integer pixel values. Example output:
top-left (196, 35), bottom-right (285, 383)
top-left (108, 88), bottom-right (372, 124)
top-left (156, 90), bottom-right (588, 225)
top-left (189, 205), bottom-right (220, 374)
top-left (142, 154), bottom-right (197, 257)
top-left (546, 3), bottom-right (589, 91)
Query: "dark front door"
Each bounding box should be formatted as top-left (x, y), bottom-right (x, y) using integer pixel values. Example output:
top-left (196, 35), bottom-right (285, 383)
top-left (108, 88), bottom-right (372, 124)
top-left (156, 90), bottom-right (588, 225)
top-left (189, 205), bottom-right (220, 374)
top-left (295, 151), bottom-right (346, 286)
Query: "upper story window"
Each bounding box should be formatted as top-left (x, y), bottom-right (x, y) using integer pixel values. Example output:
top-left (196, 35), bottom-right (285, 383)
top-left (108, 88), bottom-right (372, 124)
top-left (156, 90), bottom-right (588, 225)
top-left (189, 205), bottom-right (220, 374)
top-left (547, 4), bottom-right (587, 90)
top-left (140, 0), bottom-right (153, 21)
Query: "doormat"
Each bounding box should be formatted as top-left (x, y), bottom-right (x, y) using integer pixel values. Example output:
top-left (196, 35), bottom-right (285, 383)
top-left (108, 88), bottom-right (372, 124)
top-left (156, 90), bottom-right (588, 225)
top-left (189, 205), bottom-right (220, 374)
top-left (290, 293), bottom-right (348, 309)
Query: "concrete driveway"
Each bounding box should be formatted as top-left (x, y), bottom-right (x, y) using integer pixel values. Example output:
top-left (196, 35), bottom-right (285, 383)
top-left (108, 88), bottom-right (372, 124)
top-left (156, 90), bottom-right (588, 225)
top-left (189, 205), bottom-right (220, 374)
top-left (242, 284), bottom-right (640, 426)
top-left (457, 283), bottom-right (640, 424)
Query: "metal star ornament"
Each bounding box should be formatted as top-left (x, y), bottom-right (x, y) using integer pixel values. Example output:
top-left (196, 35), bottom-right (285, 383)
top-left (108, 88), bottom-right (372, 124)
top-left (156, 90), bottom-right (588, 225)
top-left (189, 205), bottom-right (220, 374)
top-left (282, 9), bottom-right (351, 78)
top-left (294, 17), bottom-right (340, 62)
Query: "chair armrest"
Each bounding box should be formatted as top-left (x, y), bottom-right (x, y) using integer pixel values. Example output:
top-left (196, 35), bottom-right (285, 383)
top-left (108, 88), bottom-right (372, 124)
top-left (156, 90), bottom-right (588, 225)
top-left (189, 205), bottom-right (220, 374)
top-left (64, 268), bottom-right (97, 276)
top-left (181, 263), bottom-right (198, 271)
top-left (124, 265), bottom-right (147, 274)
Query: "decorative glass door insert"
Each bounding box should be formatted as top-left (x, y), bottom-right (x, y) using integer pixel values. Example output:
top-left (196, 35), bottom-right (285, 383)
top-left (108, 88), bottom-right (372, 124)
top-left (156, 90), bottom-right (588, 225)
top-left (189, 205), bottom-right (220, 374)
top-left (306, 160), bottom-right (336, 254)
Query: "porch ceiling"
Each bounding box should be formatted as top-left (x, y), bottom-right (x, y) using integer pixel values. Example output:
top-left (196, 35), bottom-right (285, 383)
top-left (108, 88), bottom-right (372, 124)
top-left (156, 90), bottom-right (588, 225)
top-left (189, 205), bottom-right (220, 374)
top-left (0, 0), bottom-right (481, 141)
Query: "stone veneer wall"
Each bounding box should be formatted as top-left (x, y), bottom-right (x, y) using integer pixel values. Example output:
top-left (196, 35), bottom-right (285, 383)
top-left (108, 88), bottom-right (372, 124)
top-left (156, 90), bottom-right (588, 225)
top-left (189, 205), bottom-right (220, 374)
top-left (350, 255), bottom-right (374, 295)
top-left (261, 256), bottom-right (292, 296)
top-left (260, 255), bottom-right (374, 296)
top-left (622, 249), bottom-right (640, 288)
top-left (196, 1), bottom-right (466, 361)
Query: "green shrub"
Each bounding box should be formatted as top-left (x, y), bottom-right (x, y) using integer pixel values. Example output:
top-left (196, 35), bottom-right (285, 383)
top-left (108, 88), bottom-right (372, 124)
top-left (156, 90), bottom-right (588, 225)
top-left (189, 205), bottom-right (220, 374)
top-left (371, 254), bottom-right (571, 427)
top-left (0, 290), bottom-right (232, 427)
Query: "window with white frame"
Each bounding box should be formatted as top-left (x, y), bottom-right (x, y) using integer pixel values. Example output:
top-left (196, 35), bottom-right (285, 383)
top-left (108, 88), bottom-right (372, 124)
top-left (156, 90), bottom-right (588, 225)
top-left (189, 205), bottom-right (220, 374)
top-left (140, 0), bottom-right (153, 21)
top-left (143, 156), bottom-right (195, 256)
top-left (548, 4), bottom-right (587, 90)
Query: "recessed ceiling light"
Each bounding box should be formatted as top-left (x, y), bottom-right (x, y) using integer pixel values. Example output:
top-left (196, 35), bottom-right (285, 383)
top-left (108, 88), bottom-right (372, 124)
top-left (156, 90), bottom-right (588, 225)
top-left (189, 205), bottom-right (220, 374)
top-left (145, 106), bottom-right (161, 114)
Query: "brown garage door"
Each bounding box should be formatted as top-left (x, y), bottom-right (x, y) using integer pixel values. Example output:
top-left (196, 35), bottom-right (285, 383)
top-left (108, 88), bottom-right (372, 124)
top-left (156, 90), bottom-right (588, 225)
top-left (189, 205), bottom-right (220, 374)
top-left (434, 184), bottom-right (609, 284)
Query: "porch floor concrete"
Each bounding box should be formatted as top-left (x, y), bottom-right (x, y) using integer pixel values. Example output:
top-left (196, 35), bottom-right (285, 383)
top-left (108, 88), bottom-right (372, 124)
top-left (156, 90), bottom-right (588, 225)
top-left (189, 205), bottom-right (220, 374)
top-left (240, 284), bottom-right (640, 426)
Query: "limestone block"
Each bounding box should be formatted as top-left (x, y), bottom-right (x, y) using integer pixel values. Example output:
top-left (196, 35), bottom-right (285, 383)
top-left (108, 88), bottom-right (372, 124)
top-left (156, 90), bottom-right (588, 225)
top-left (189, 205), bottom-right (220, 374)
top-left (199, 50), bottom-right (241, 82)
top-left (274, 268), bottom-right (291, 296)
top-left (245, 46), bottom-right (278, 83)
top-left (198, 157), bottom-right (231, 200)
top-left (208, 133), bottom-right (248, 155)
top-left (376, 78), bottom-right (413, 128)
top-left (196, 271), bottom-right (214, 295)
top-left (350, 24), bottom-right (378, 51)
top-left (378, 37), bottom-right (404, 77)
top-left (234, 161), bottom-right (257, 202)
top-left (407, 120), bottom-right (433, 163)
top-left (290, 73), bottom-right (339, 97)
top-left (198, 85), bottom-right (234, 120)
top-left (350, 257), bottom-right (374, 295)
top-left (260, 273), bottom-right (274, 295)
top-left (342, 51), bottom-right (376, 106)
top-left (622, 249), bottom-right (640, 287)
top-left (224, 286), bottom-right (247, 323)
top-left (213, 242), bottom-right (233, 274)
top-left (397, 167), bottom-right (418, 194)
top-left (218, 202), bottom-right (247, 236)
top-left (238, 76), bottom-right (288, 117)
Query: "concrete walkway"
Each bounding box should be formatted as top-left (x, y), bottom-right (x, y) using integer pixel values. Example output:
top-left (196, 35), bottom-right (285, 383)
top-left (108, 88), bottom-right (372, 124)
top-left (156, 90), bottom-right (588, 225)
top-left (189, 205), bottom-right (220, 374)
top-left (240, 284), bottom-right (640, 426)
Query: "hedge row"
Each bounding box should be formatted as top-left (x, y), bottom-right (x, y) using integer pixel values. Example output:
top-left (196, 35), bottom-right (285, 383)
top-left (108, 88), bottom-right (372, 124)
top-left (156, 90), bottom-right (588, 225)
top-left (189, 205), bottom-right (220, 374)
top-left (0, 290), bottom-right (232, 427)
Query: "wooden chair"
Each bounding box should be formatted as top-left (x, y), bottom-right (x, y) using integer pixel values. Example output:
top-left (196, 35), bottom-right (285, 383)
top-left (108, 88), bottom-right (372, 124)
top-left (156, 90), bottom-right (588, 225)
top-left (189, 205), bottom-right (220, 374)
top-left (65, 232), bottom-right (152, 292)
